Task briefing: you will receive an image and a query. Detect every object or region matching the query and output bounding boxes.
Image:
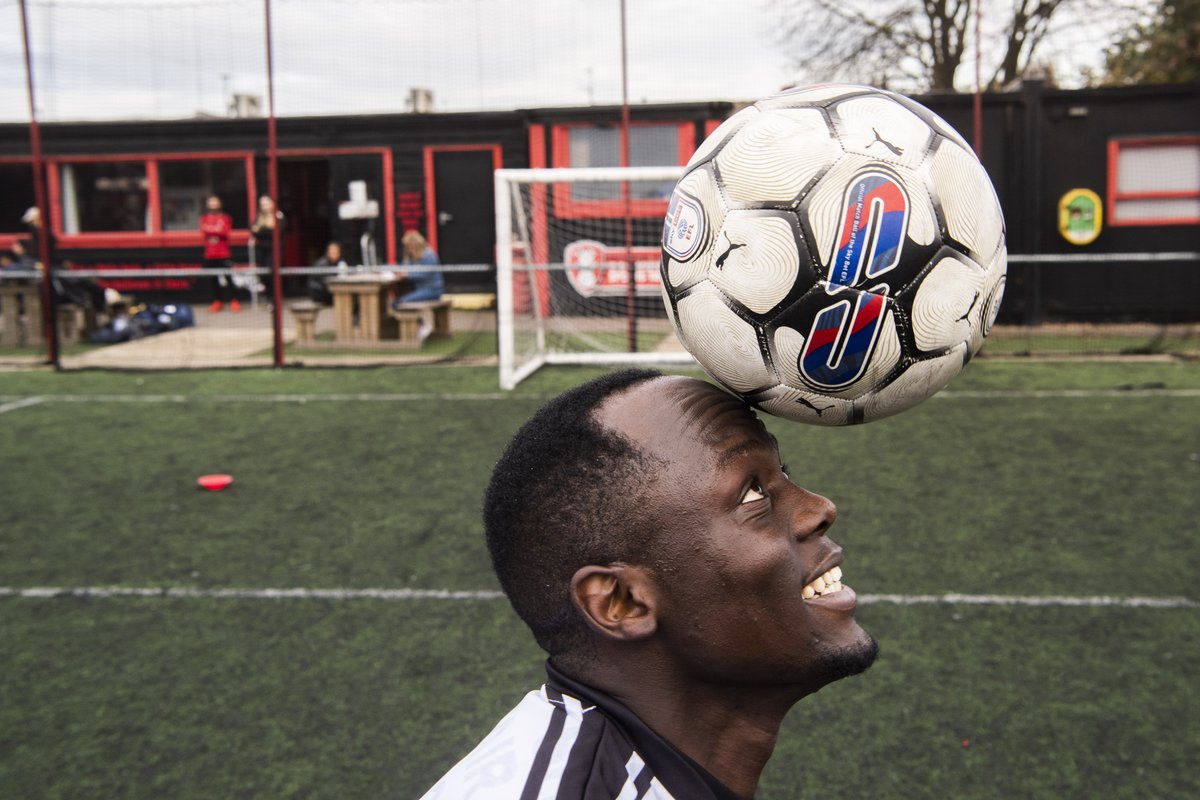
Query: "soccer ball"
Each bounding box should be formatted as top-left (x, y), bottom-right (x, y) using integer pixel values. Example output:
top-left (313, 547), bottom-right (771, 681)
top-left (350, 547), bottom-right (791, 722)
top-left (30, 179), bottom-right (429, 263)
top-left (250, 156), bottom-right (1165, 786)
top-left (660, 84), bottom-right (1006, 425)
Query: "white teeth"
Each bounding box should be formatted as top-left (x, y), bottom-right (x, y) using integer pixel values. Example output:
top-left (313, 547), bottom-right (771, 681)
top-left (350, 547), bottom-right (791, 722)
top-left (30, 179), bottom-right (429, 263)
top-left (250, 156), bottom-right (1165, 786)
top-left (802, 566), bottom-right (844, 599)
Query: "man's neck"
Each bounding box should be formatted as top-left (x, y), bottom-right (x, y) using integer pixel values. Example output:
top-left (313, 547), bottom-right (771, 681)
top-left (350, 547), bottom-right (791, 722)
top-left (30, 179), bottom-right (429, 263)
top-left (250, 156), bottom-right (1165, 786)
top-left (560, 661), bottom-right (803, 800)
top-left (614, 681), bottom-right (796, 799)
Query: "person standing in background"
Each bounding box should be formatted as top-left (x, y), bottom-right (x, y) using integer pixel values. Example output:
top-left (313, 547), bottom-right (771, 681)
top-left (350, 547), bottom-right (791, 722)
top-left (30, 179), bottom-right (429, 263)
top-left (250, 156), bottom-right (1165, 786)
top-left (200, 195), bottom-right (237, 313)
top-left (250, 195), bottom-right (283, 270)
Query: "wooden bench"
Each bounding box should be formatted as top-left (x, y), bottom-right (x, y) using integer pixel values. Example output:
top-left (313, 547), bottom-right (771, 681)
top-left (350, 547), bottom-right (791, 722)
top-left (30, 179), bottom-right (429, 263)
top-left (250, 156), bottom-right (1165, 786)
top-left (0, 283), bottom-right (42, 346)
top-left (388, 299), bottom-right (452, 345)
top-left (57, 305), bottom-right (82, 344)
top-left (288, 300), bottom-right (321, 343)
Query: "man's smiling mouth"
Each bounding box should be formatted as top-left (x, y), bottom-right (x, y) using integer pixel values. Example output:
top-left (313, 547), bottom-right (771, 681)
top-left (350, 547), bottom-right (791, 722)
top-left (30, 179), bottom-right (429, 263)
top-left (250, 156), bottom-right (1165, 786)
top-left (801, 566), bottom-right (843, 599)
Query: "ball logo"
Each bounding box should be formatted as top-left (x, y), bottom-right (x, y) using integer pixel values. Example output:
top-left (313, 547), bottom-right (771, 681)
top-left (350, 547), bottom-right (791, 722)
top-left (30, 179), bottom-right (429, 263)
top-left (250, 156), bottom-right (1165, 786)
top-left (801, 170), bottom-right (908, 390)
top-left (829, 171), bottom-right (908, 289)
top-left (662, 190), bottom-right (705, 261)
top-left (800, 291), bottom-right (888, 389)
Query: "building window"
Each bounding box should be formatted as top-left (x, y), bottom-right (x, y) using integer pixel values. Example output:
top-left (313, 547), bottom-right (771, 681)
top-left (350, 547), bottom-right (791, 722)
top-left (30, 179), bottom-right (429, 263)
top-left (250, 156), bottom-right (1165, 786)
top-left (1108, 137), bottom-right (1200, 226)
top-left (61, 161), bottom-right (149, 233)
top-left (552, 122), bottom-right (692, 218)
top-left (159, 159), bottom-right (249, 231)
top-left (565, 125), bottom-right (681, 200)
top-left (47, 153), bottom-right (254, 246)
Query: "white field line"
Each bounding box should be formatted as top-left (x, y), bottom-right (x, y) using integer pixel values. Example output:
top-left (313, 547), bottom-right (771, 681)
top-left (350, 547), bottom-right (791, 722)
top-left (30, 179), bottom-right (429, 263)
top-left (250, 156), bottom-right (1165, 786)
top-left (0, 389), bottom-right (1197, 408)
top-left (0, 586), bottom-right (1194, 608)
top-left (0, 586), bottom-right (505, 600)
top-left (0, 392), bottom-right (519, 404)
top-left (0, 396), bottom-right (44, 414)
top-left (936, 389), bottom-right (1200, 399)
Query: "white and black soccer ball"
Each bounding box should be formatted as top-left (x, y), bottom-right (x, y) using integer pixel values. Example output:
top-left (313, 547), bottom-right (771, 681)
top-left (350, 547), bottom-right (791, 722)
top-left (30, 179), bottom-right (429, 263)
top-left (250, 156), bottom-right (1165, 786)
top-left (660, 84), bottom-right (1006, 425)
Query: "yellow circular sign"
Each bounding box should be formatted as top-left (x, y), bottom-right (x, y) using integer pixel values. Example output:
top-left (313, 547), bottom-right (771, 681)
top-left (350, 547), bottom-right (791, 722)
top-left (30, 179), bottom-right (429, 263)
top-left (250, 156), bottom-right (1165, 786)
top-left (1058, 188), bottom-right (1103, 246)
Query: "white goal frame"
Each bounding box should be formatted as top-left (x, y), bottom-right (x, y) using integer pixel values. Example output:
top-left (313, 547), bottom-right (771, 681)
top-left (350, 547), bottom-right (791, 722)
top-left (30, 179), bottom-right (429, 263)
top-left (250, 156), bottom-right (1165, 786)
top-left (494, 166), bottom-right (696, 390)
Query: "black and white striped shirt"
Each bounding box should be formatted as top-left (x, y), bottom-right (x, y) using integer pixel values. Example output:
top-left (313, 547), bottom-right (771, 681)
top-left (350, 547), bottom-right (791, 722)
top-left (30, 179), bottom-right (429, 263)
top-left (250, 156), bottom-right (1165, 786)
top-left (420, 664), bottom-right (741, 800)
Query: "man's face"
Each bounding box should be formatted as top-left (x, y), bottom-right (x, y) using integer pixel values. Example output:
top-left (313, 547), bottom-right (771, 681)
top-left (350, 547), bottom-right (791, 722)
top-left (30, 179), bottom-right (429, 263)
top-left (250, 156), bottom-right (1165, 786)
top-left (598, 376), bottom-right (877, 693)
top-left (207, 197), bottom-right (221, 212)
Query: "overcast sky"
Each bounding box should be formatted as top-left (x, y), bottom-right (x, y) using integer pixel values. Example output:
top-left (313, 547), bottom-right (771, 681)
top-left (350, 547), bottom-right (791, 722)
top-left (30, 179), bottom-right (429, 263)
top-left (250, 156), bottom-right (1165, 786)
top-left (0, 0), bottom-right (1116, 123)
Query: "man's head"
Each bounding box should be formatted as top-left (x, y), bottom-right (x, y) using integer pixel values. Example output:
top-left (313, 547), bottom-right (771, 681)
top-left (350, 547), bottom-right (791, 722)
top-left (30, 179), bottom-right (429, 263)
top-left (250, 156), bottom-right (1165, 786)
top-left (21, 206), bottom-right (40, 227)
top-left (325, 241), bottom-right (342, 262)
top-left (206, 195), bottom-right (222, 212)
top-left (484, 370), bottom-right (876, 693)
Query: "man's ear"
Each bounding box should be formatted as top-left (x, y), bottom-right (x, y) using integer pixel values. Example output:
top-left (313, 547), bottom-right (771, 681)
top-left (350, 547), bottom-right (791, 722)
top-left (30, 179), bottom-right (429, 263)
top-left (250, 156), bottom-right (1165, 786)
top-left (570, 564), bottom-right (657, 642)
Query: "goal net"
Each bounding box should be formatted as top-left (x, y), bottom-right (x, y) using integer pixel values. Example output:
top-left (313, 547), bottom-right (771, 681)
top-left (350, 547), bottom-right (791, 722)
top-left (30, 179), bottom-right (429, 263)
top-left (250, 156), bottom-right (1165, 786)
top-left (495, 167), bottom-right (697, 390)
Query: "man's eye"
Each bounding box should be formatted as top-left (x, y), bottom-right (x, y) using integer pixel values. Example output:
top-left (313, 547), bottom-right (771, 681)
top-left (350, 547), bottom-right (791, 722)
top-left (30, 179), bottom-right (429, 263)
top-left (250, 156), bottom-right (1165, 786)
top-left (741, 482), bottom-right (766, 504)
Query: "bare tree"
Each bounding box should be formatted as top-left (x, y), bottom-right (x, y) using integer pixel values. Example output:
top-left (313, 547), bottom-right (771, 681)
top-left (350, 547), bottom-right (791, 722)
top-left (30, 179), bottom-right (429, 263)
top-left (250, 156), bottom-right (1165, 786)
top-left (993, 0), bottom-right (1066, 87)
top-left (776, 0), bottom-right (1143, 92)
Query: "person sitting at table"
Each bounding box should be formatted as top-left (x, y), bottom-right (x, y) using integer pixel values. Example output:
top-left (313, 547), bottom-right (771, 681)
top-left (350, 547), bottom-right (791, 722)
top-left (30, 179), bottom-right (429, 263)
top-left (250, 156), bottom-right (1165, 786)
top-left (392, 230), bottom-right (444, 341)
top-left (392, 230), bottom-right (443, 304)
top-left (308, 241), bottom-right (347, 305)
top-left (5, 240), bottom-right (35, 272)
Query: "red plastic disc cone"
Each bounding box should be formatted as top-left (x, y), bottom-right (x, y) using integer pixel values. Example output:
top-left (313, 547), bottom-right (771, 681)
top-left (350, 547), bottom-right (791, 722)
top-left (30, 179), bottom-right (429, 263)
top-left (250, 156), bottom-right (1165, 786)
top-left (197, 474), bottom-right (234, 491)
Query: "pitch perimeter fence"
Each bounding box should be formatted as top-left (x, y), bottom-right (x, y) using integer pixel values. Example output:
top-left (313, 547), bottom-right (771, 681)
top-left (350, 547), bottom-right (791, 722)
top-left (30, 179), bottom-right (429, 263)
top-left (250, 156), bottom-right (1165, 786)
top-left (2, 252), bottom-right (1198, 371)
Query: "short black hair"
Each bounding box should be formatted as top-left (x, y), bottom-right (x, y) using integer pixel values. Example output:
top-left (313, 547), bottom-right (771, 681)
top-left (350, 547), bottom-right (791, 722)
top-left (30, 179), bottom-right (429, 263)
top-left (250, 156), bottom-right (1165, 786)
top-left (484, 368), bottom-right (663, 658)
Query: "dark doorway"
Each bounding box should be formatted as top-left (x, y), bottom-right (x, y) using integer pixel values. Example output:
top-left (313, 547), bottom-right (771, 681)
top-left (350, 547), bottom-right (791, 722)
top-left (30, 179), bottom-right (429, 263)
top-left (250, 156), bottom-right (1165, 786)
top-left (277, 158), bottom-right (332, 272)
top-left (268, 153), bottom-right (389, 293)
top-left (430, 148), bottom-right (499, 293)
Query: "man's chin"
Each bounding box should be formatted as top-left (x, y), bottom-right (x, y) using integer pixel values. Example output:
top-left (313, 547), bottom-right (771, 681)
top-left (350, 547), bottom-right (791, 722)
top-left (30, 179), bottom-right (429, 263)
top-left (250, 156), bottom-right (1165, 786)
top-left (818, 632), bottom-right (880, 684)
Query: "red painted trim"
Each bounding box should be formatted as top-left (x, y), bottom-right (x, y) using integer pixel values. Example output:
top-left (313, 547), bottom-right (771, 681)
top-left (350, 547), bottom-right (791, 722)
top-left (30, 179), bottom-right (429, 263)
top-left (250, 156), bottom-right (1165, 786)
top-left (0, 155), bottom-right (32, 164)
top-left (1105, 139), bottom-right (1119, 226)
top-left (1108, 136), bottom-right (1200, 227)
top-left (1115, 189), bottom-right (1199, 202)
top-left (422, 143), bottom-right (503, 255)
top-left (1110, 135), bottom-right (1200, 149)
top-left (245, 154), bottom-right (257, 227)
top-left (529, 124), bottom-right (547, 169)
top-left (551, 125), bottom-right (572, 169)
top-left (528, 124), bottom-right (550, 312)
top-left (52, 231), bottom-right (251, 250)
top-left (1107, 214), bottom-right (1200, 227)
top-left (676, 122), bottom-right (694, 165)
top-left (382, 149), bottom-right (396, 264)
top-left (704, 118), bottom-right (723, 138)
top-left (275, 146), bottom-right (389, 157)
top-left (422, 147), bottom-right (437, 251)
top-left (146, 161), bottom-right (161, 233)
top-left (40, 150), bottom-right (255, 163)
top-left (48, 161), bottom-right (62, 235)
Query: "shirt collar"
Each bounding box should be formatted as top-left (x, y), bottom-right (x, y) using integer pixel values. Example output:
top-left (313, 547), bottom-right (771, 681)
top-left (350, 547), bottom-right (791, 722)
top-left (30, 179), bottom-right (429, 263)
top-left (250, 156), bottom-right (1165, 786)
top-left (545, 661), bottom-right (744, 800)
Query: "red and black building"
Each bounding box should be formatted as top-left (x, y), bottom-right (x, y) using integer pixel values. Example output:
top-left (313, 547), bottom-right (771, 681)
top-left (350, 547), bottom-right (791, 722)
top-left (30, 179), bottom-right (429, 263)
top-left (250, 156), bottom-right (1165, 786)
top-left (0, 81), bottom-right (1195, 321)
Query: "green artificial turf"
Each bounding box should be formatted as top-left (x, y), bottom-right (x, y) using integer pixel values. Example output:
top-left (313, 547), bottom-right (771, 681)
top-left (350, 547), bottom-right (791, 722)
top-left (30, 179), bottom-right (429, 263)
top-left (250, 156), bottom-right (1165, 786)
top-left (1, 361), bottom-right (1197, 799)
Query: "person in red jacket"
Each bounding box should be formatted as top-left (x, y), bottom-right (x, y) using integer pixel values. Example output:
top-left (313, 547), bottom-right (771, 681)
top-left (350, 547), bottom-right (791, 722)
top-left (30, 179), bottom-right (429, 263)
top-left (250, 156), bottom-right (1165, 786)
top-left (200, 194), bottom-right (238, 313)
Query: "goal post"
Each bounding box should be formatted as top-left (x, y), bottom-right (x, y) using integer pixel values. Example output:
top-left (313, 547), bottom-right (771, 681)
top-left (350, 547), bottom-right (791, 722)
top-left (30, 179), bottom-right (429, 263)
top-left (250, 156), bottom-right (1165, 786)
top-left (495, 166), bottom-right (697, 390)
